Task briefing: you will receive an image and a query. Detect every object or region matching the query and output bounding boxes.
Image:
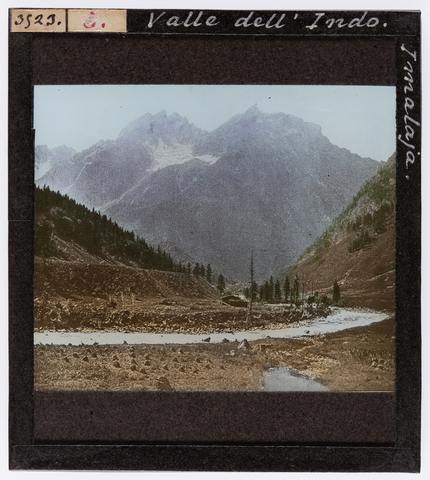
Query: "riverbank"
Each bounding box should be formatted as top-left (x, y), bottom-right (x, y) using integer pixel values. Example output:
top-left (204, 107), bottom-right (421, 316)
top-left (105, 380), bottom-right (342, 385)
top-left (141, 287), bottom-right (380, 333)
top-left (34, 316), bottom-right (395, 392)
top-left (35, 290), bottom-right (334, 335)
top-left (34, 308), bottom-right (389, 345)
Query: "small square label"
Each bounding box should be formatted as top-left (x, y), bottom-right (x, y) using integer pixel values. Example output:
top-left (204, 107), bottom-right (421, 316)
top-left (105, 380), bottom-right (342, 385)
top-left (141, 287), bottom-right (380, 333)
top-left (10, 9), bottom-right (66, 32)
top-left (68, 9), bottom-right (127, 32)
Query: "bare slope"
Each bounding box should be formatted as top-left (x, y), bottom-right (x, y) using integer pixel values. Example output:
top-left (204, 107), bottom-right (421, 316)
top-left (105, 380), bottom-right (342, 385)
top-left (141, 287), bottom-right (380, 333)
top-left (34, 186), bottom-right (223, 331)
top-left (34, 257), bottom-right (222, 331)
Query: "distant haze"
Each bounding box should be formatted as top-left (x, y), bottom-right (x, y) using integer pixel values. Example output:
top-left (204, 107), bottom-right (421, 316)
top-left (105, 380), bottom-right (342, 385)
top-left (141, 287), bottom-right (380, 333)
top-left (34, 85), bottom-right (395, 162)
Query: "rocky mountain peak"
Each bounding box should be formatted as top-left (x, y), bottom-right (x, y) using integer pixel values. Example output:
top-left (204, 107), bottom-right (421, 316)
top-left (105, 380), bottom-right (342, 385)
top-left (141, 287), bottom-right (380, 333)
top-left (116, 110), bottom-right (204, 148)
top-left (243, 104), bottom-right (260, 115)
top-left (36, 108), bottom-right (381, 281)
top-left (35, 144), bottom-right (77, 181)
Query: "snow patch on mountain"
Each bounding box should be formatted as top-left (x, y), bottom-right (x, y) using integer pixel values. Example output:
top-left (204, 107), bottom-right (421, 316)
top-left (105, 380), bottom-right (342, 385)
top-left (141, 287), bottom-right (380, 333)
top-left (147, 139), bottom-right (219, 171)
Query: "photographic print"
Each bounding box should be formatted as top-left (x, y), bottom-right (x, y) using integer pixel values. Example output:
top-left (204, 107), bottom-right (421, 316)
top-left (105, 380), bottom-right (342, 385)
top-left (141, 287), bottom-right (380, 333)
top-left (33, 84), bottom-right (396, 392)
top-left (9, 6), bottom-right (422, 472)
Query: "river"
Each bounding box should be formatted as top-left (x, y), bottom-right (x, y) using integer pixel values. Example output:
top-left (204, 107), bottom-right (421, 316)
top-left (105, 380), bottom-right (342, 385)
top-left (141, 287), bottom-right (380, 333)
top-left (34, 308), bottom-right (389, 346)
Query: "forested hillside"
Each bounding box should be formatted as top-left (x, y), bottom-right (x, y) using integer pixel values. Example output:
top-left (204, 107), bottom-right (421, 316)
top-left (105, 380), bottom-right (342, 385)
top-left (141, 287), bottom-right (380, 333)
top-left (35, 185), bottom-right (180, 273)
top-left (285, 153), bottom-right (396, 311)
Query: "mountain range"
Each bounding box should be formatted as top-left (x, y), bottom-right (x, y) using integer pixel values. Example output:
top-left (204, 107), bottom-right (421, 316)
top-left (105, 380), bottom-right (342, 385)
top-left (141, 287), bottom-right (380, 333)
top-left (36, 106), bottom-right (381, 281)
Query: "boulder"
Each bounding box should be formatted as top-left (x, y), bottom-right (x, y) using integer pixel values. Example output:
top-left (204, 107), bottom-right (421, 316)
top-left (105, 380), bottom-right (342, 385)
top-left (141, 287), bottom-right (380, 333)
top-left (155, 376), bottom-right (173, 391)
top-left (238, 339), bottom-right (251, 350)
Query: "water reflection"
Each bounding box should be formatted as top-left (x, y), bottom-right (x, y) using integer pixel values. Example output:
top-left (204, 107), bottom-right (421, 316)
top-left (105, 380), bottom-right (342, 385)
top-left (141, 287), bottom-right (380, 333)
top-left (261, 366), bottom-right (329, 392)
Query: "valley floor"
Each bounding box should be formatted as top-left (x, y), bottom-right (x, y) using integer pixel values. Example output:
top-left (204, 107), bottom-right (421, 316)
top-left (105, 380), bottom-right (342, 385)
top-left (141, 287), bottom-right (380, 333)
top-left (34, 316), bottom-right (395, 392)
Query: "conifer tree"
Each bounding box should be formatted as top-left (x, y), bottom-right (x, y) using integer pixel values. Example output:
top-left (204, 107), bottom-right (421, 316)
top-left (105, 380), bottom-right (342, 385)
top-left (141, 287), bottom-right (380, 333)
top-left (283, 276), bottom-right (290, 303)
top-left (217, 274), bottom-right (226, 294)
top-left (269, 276), bottom-right (274, 303)
top-left (274, 279), bottom-right (282, 303)
top-left (206, 264), bottom-right (212, 283)
top-left (263, 281), bottom-right (270, 303)
top-left (259, 285), bottom-right (265, 302)
top-left (291, 275), bottom-right (300, 305)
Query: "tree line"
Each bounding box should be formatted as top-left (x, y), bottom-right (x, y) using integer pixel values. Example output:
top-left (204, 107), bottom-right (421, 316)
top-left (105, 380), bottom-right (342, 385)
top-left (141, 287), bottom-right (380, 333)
top-left (35, 185), bottom-right (226, 285)
top-left (347, 202), bottom-right (393, 253)
top-left (244, 274), bottom-right (342, 306)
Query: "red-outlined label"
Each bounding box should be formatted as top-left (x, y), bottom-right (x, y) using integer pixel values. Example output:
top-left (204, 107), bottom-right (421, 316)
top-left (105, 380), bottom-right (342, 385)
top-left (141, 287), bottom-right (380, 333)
top-left (68, 9), bottom-right (127, 32)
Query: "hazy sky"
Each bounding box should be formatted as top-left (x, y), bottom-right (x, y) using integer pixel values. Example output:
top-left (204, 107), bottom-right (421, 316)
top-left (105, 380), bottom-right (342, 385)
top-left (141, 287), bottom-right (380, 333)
top-left (34, 84), bottom-right (395, 162)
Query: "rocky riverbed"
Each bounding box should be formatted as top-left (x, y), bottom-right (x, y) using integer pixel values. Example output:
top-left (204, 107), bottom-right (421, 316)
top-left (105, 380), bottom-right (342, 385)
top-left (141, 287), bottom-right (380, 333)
top-left (34, 316), bottom-right (395, 392)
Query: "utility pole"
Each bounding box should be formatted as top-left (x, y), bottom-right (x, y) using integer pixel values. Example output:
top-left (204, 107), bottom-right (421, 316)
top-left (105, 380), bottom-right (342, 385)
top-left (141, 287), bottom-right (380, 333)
top-left (247, 252), bottom-right (254, 323)
top-left (302, 273), bottom-right (305, 303)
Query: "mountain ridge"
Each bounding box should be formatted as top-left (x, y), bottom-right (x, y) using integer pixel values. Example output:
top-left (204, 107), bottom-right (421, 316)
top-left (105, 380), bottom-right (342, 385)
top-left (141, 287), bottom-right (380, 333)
top-left (36, 107), bottom-right (381, 281)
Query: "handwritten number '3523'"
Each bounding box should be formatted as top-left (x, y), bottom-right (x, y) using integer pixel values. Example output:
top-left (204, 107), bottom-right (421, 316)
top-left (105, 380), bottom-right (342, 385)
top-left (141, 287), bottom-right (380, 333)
top-left (14, 13), bottom-right (57, 28)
